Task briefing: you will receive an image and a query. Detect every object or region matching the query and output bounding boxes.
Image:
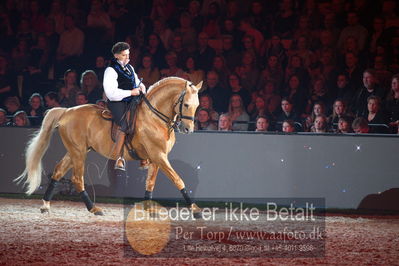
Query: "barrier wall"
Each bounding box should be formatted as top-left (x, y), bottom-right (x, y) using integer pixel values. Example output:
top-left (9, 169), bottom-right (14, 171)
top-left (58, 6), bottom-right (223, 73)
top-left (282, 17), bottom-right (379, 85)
top-left (1, 127), bottom-right (399, 209)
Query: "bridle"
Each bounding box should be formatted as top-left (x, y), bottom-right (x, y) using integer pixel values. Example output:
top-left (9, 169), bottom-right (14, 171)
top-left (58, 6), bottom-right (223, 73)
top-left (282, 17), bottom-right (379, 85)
top-left (142, 87), bottom-right (195, 131)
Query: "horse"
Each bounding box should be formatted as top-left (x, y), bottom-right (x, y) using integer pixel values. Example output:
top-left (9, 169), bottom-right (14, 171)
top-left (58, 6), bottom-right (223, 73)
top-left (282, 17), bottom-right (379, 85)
top-left (15, 77), bottom-right (203, 217)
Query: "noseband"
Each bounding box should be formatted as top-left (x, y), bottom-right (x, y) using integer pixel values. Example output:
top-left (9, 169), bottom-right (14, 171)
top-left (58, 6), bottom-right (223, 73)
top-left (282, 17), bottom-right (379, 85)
top-left (142, 88), bottom-right (195, 131)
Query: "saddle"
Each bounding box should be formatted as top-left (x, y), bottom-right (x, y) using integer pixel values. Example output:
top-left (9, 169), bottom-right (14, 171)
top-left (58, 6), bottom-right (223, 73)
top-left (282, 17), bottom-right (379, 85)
top-left (99, 106), bottom-right (142, 160)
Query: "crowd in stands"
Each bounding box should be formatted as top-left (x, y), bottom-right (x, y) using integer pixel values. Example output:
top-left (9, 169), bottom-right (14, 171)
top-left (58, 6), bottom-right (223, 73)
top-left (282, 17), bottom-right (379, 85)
top-left (0, 0), bottom-right (398, 134)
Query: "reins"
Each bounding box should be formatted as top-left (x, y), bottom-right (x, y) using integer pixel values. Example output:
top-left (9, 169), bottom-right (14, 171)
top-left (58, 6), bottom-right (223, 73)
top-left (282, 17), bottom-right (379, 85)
top-left (142, 88), bottom-right (194, 131)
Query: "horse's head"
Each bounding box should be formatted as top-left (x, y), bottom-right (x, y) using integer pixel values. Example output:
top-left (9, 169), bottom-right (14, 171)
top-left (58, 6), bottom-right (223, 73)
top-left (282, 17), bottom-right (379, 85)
top-left (175, 80), bottom-right (202, 134)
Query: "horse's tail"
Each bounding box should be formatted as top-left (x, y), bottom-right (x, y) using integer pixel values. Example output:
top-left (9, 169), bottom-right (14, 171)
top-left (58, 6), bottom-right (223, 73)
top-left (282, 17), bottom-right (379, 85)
top-left (15, 107), bottom-right (67, 195)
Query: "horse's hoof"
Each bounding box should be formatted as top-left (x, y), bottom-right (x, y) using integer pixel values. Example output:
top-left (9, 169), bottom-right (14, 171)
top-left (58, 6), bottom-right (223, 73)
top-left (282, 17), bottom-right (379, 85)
top-left (190, 203), bottom-right (202, 219)
top-left (90, 206), bottom-right (104, 216)
top-left (40, 208), bottom-right (50, 214)
top-left (193, 212), bottom-right (202, 219)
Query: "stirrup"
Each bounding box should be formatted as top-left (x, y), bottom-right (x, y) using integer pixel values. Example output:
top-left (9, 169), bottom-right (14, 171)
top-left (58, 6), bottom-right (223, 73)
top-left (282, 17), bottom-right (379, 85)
top-left (115, 156), bottom-right (126, 171)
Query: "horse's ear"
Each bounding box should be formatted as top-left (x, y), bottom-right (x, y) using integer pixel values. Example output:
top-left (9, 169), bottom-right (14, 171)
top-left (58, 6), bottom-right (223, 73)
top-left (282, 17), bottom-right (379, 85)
top-left (194, 81), bottom-right (203, 92)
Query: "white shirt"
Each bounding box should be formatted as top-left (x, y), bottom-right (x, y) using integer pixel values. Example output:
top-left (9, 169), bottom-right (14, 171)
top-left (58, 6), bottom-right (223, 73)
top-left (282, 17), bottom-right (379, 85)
top-left (103, 65), bottom-right (139, 101)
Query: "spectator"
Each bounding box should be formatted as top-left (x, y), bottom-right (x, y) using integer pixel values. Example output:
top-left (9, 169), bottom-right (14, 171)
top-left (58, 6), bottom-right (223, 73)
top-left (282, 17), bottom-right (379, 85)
top-left (249, 95), bottom-right (269, 124)
top-left (96, 99), bottom-right (106, 108)
top-left (195, 32), bottom-right (216, 72)
top-left (337, 12), bottom-right (368, 52)
top-left (241, 34), bottom-right (258, 58)
top-left (307, 78), bottom-right (334, 114)
top-left (211, 55), bottom-right (231, 89)
top-left (137, 54), bottom-right (160, 88)
top-left (381, 0), bottom-right (399, 28)
top-left (10, 110), bottom-right (30, 127)
top-left (227, 73), bottom-right (251, 109)
top-left (249, 1), bottom-right (271, 37)
top-left (333, 73), bottom-right (356, 105)
top-left (282, 119), bottom-right (296, 133)
top-left (47, 0), bottom-right (66, 35)
top-left (340, 52), bottom-right (364, 90)
top-left (255, 115), bottom-right (270, 132)
top-left (150, 0), bottom-right (176, 25)
top-left (311, 115), bottom-right (329, 133)
top-left (11, 39), bottom-right (30, 74)
top-left (86, 0), bottom-right (113, 43)
top-left (142, 33), bottom-right (167, 70)
top-left (184, 55), bottom-right (205, 86)
top-left (160, 51), bottom-right (185, 78)
top-left (202, 2), bottom-right (222, 39)
top-left (0, 108), bottom-right (8, 126)
top-left (75, 91), bottom-right (89, 106)
top-left (367, 16), bottom-right (390, 56)
top-left (4, 96), bottom-right (21, 115)
top-left (80, 70), bottom-right (103, 104)
top-left (153, 18), bottom-right (174, 51)
top-left (25, 93), bottom-right (45, 117)
top-left (386, 74), bottom-right (399, 130)
top-left (365, 95), bottom-right (389, 133)
top-left (352, 117), bottom-right (370, 133)
top-left (305, 102), bottom-right (326, 132)
top-left (258, 81), bottom-right (281, 116)
top-left (200, 71), bottom-right (229, 113)
top-left (258, 55), bottom-right (284, 91)
top-left (235, 51), bottom-right (260, 92)
top-left (188, 0), bottom-right (204, 34)
top-left (221, 34), bottom-right (241, 71)
top-left (284, 54), bottom-right (310, 89)
top-left (282, 74), bottom-right (308, 115)
top-left (93, 55), bottom-right (107, 83)
top-left (329, 99), bottom-right (353, 130)
top-left (44, 91), bottom-right (61, 109)
top-left (29, 0), bottom-right (47, 34)
top-left (58, 69), bottom-right (79, 107)
top-left (169, 34), bottom-right (191, 69)
top-left (56, 15), bottom-right (84, 78)
top-left (273, 0), bottom-right (297, 38)
top-left (228, 94), bottom-right (250, 131)
top-left (197, 94), bottom-right (219, 121)
top-left (276, 98), bottom-right (301, 130)
top-left (264, 35), bottom-right (288, 69)
top-left (195, 108), bottom-right (217, 131)
top-left (352, 69), bottom-right (386, 117)
top-left (221, 20), bottom-right (243, 51)
top-left (373, 55), bottom-right (393, 89)
top-left (174, 12), bottom-right (197, 53)
top-left (336, 116), bottom-right (354, 133)
top-left (0, 54), bottom-right (17, 107)
top-left (218, 113), bottom-right (232, 131)
top-left (291, 36), bottom-right (315, 69)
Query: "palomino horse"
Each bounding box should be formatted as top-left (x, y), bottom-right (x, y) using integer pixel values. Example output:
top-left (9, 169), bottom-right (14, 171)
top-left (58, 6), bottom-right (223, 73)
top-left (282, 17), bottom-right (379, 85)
top-left (16, 77), bottom-right (202, 217)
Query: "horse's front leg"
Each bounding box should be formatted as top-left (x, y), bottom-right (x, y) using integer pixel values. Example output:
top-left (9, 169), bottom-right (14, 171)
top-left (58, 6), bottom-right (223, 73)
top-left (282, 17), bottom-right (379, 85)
top-left (153, 154), bottom-right (202, 219)
top-left (144, 163), bottom-right (159, 200)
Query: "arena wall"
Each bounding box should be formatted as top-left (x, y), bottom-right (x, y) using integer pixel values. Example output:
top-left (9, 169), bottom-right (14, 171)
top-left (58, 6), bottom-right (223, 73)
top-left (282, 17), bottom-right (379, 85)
top-left (1, 127), bottom-right (398, 209)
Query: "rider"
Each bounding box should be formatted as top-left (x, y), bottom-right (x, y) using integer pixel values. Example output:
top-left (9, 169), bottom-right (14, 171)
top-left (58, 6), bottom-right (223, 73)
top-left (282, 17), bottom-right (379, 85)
top-left (103, 42), bottom-right (146, 171)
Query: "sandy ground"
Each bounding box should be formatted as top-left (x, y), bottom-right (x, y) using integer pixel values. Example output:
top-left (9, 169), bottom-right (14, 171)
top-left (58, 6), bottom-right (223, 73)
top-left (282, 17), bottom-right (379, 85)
top-left (0, 197), bottom-right (398, 265)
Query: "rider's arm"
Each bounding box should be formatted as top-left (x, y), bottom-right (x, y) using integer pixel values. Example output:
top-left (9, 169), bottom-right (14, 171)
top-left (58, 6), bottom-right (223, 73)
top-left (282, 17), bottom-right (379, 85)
top-left (103, 67), bottom-right (133, 101)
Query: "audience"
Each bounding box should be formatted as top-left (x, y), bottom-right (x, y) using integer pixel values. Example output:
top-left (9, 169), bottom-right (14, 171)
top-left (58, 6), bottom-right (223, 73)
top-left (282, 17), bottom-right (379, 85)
top-left (0, 0), bottom-right (397, 136)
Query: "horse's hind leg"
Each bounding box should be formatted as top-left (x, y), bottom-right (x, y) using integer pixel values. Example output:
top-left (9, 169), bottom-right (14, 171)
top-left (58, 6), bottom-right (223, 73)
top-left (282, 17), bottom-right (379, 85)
top-left (41, 153), bottom-right (72, 213)
top-left (69, 151), bottom-right (104, 216)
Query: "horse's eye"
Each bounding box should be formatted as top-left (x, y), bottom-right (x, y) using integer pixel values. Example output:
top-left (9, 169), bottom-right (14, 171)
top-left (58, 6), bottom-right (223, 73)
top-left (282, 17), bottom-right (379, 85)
top-left (184, 104), bottom-right (189, 108)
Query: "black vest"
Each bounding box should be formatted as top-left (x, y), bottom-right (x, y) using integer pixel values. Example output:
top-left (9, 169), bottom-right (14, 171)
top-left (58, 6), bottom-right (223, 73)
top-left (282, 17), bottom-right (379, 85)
top-left (109, 59), bottom-right (136, 91)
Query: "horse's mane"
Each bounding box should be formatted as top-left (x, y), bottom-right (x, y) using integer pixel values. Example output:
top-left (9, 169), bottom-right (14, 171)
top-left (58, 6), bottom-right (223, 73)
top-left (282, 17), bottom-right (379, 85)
top-left (146, 77), bottom-right (188, 97)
